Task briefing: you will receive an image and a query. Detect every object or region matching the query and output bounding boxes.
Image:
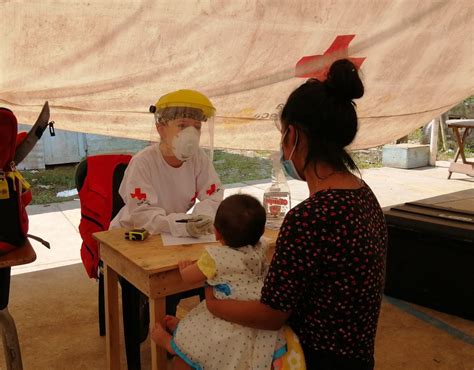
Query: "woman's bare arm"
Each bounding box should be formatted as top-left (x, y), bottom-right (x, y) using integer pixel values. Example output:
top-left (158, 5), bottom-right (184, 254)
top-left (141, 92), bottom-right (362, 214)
top-left (204, 287), bottom-right (290, 330)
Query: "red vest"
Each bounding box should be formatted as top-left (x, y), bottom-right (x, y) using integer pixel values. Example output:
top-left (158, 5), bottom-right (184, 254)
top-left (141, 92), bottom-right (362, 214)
top-left (78, 154), bottom-right (131, 278)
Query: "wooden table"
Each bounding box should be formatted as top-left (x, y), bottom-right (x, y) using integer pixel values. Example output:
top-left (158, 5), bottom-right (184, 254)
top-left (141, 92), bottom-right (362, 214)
top-left (446, 119), bottom-right (474, 179)
top-left (94, 227), bottom-right (279, 370)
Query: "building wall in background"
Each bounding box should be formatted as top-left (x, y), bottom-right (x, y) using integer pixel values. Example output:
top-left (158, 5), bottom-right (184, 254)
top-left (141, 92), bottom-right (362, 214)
top-left (17, 125), bottom-right (148, 170)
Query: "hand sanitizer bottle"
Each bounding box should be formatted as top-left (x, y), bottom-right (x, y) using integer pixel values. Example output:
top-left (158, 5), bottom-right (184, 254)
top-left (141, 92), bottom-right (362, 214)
top-left (263, 153), bottom-right (291, 227)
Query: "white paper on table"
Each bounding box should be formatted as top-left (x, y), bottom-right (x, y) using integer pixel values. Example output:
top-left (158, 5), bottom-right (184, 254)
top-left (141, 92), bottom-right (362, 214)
top-left (160, 232), bottom-right (217, 246)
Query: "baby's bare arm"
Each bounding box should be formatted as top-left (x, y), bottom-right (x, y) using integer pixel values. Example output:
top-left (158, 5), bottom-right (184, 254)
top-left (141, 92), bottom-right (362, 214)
top-left (178, 260), bottom-right (207, 284)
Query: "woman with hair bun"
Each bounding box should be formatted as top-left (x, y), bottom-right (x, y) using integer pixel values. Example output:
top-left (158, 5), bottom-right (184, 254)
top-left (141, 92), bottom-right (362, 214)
top-left (206, 59), bottom-right (388, 370)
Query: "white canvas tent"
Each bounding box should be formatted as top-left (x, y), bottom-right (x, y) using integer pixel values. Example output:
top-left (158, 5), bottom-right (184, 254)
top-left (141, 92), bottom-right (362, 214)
top-left (1, 0), bottom-right (473, 150)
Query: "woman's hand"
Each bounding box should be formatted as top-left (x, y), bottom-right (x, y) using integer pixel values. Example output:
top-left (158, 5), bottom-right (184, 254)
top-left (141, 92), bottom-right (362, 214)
top-left (204, 285), bottom-right (290, 330)
top-left (204, 286), bottom-right (217, 312)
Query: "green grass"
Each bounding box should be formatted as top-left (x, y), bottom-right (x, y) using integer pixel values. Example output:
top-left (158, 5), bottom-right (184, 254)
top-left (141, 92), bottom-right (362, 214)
top-left (437, 147), bottom-right (474, 161)
top-left (213, 150), bottom-right (272, 184)
top-left (407, 128), bottom-right (425, 143)
top-left (23, 164), bottom-right (78, 205)
top-left (352, 150), bottom-right (382, 169)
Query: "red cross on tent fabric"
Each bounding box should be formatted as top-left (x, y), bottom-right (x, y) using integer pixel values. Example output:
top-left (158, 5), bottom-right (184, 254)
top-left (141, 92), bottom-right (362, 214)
top-left (130, 187), bottom-right (147, 200)
top-left (190, 191), bottom-right (198, 203)
top-left (295, 34), bottom-right (366, 80)
top-left (206, 184), bottom-right (217, 196)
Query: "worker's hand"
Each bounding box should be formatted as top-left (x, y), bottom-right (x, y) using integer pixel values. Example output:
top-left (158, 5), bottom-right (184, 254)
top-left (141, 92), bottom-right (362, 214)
top-left (186, 214), bottom-right (214, 237)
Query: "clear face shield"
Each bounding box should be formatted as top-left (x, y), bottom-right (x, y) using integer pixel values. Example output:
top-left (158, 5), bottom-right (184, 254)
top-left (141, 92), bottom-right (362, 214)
top-left (151, 105), bottom-right (215, 162)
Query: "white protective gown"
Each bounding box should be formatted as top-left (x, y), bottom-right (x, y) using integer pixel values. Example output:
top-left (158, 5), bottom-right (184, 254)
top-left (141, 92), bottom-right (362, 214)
top-left (171, 242), bottom-right (287, 370)
top-left (109, 144), bottom-right (223, 236)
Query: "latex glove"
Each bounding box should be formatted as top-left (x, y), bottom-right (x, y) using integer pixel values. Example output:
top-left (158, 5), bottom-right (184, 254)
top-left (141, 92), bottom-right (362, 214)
top-left (186, 215), bottom-right (214, 237)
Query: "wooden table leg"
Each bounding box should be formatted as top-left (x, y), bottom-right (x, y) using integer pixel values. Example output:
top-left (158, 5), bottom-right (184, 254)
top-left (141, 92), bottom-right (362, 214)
top-left (104, 263), bottom-right (120, 370)
top-left (452, 127), bottom-right (470, 163)
top-left (449, 127), bottom-right (474, 178)
top-left (150, 297), bottom-right (167, 370)
top-left (0, 307), bottom-right (23, 370)
top-left (448, 142), bottom-right (460, 179)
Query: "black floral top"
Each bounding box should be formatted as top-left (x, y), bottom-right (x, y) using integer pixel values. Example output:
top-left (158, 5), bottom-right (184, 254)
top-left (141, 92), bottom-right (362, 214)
top-left (261, 184), bottom-right (387, 362)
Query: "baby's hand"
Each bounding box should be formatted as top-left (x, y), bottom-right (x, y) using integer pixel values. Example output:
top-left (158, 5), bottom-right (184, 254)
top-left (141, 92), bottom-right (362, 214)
top-left (149, 322), bottom-right (161, 344)
top-left (178, 260), bottom-right (194, 272)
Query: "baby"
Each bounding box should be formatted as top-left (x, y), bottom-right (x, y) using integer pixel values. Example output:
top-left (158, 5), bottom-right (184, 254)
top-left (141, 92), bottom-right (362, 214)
top-left (151, 194), bottom-right (287, 369)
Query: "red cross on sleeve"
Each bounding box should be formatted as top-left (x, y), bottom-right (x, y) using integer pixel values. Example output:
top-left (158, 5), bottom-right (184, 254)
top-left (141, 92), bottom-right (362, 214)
top-left (130, 188), bottom-right (147, 200)
top-left (206, 184), bottom-right (218, 196)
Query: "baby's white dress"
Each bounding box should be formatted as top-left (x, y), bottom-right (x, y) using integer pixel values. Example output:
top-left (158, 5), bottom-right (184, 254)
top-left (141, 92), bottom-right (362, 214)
top-left (171, 241), bottom-right (286, 370)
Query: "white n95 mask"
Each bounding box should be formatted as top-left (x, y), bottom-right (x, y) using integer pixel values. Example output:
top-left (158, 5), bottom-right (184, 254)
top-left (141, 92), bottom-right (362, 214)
top-left (172, 127), bottom-right (200, 161)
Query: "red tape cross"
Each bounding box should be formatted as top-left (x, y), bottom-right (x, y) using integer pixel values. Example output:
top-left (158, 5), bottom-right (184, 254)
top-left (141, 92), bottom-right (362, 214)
top-left (295, 34), bottom-right (366, 79)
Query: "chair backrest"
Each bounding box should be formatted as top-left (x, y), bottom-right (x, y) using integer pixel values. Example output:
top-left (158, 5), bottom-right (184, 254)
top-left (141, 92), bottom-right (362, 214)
top-left (74, 159), bottom-right (87, 192)
top-left (75, 154), bottom-right (132, 278)
top-left (112, 163), bottom-right (128, 219)
top-left (76, 157), bottom-right (129, 216)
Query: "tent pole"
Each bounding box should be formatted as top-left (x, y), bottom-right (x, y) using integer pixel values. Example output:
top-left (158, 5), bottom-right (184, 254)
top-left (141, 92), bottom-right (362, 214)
top-left (429, 118), bottom-right (439, 166)
top-left (439, 113), bottom-right (448, 151)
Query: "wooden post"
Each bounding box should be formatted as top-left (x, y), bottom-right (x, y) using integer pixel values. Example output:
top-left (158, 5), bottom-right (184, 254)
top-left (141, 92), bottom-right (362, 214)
top-left (0, 308), bottom-right (23, 370)
top-left (439, 113), bottom-right (448, 151)
top-left (429, 118), bottom-right (439, 166)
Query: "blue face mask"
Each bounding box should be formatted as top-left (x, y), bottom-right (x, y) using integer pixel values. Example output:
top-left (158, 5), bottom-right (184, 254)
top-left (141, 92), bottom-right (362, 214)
top-left (279, 129), bottom-right (304, 181)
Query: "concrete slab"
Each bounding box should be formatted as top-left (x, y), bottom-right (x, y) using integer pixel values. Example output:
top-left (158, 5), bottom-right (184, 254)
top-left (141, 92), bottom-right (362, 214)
top-left (376, 300), bottom-right (474, 370)
top-left (14, 201), bottom-right (83, 275)
top-left (382, 144), bottom-right (430, 168)
top-left (361, 165), bottom-right (473, 208)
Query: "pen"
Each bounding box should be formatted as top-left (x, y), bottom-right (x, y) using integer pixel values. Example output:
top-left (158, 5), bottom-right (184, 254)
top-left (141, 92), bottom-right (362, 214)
top-left (175, 219), bottom-right (197, 223)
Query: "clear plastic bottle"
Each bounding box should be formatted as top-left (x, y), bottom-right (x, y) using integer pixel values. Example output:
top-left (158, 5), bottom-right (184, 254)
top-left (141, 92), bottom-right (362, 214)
top-left (263, 153), bottom-right (291, 227)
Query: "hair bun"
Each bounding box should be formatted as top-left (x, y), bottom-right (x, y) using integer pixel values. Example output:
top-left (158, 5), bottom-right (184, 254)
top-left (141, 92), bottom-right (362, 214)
top-left (324, 59), bottom-right (364, 101)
